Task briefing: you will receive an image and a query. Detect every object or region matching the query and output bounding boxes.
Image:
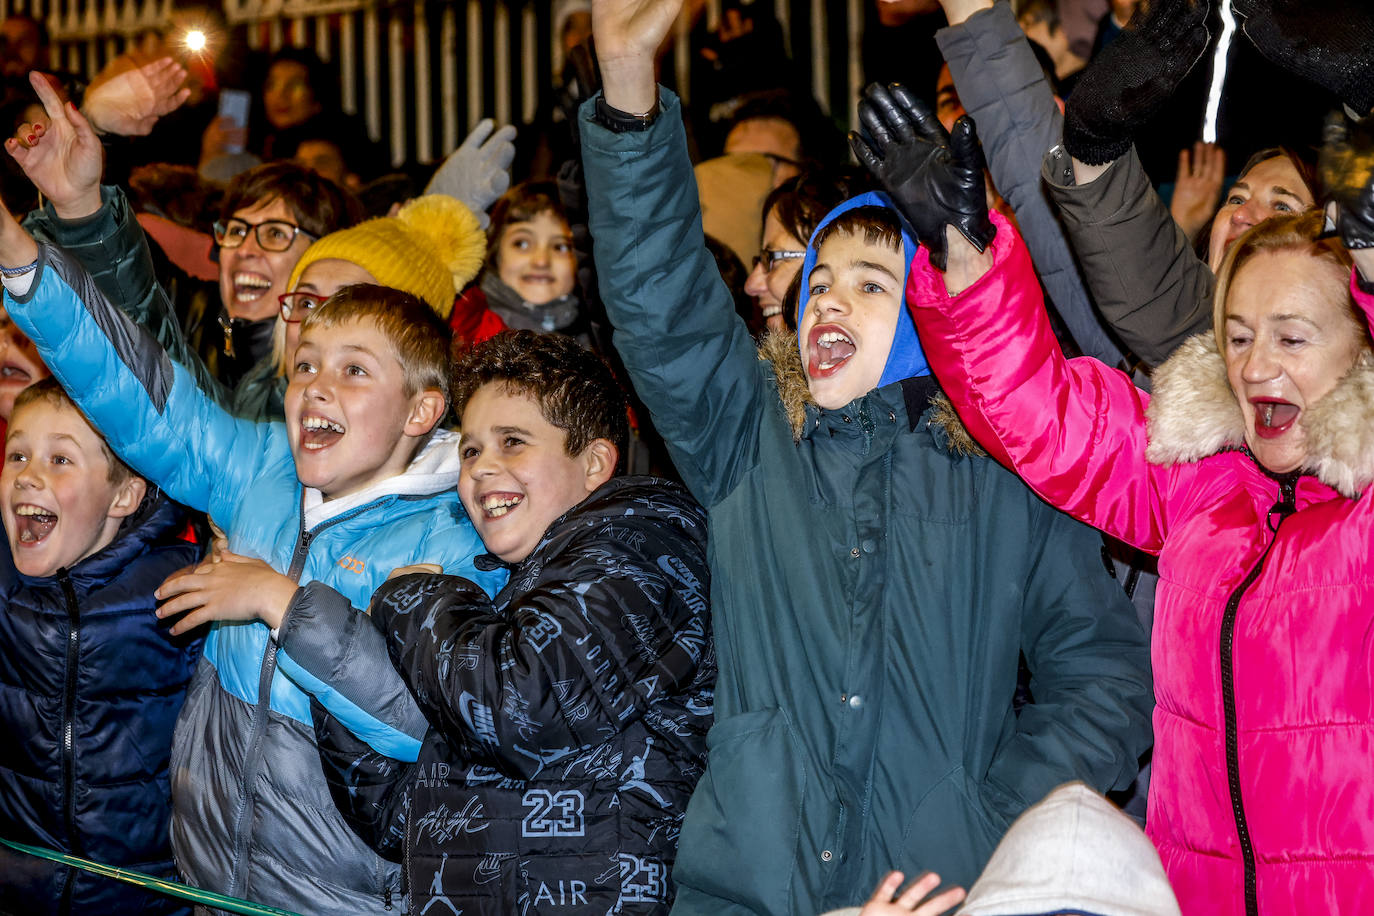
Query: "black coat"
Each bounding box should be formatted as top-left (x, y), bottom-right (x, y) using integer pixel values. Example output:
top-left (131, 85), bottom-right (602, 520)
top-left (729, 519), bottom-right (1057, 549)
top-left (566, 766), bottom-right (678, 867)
top-left (0, 492), bottom-right (202, 915)
top-left (315, 477), bottom-right (714, 914)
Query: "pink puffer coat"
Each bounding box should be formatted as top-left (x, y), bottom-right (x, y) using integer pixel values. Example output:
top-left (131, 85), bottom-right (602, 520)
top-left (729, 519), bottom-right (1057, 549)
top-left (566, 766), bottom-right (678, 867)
top-left (906, 214), bottom-right (1374, 916)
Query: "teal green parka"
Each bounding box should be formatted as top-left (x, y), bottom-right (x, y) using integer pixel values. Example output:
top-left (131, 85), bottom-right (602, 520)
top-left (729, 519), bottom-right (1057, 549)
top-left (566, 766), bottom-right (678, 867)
top-left (581, 92), bottom-right (1153, 915)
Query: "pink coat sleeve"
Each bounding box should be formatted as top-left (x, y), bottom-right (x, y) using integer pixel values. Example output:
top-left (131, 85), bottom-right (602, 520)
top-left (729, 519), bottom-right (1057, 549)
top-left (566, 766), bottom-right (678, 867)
top-left (906, 214), bottom-right (1175, 553)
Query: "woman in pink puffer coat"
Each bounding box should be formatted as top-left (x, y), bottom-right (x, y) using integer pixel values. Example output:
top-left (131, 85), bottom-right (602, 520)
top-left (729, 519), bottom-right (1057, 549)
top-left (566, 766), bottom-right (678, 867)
top-left (901, 198), bottom-right (1374, 915)
top-left (847, 83), bottom-right (1374, 911)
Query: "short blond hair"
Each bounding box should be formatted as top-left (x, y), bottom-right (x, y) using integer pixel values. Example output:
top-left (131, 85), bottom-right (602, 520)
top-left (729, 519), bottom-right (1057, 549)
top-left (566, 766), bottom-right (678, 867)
top-left (1211, 210), bottom-right (1367, 356)
top-left (299, 284), bottom-right (452, 400)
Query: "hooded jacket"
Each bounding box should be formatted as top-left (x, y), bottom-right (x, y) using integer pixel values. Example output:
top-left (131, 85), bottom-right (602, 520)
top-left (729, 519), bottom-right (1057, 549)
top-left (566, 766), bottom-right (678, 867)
top-left (0, 492), bottom-right (201, 916)
top-left (580, 90), bottom-right (1153, 916)
top-left (906, 215), bottom-right (1374, 915)
top-left (1, 243), bottom-right (506, 915)
top-left (314, 476), bottom-right (713, 914)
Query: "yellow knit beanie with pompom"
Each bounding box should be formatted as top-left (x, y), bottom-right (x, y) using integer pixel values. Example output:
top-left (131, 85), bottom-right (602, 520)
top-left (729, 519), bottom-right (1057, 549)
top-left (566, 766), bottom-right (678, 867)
top-left (286, 194), bottom-right (485, 319)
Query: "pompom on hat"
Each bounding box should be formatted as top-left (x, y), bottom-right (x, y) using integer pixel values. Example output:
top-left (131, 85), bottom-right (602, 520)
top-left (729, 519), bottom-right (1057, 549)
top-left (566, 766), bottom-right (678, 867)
top-left (287, 194), bottom-right (485, 320)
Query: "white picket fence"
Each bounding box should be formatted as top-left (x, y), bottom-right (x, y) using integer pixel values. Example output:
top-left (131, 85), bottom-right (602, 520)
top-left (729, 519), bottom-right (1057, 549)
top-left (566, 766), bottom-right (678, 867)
top-left (3, 0), bottom-right (868, 167)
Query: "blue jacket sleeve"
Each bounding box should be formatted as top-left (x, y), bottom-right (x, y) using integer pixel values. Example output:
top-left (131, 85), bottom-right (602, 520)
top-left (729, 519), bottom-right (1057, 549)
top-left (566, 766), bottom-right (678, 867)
top-left (23, 186), bottom-right (233, 407)
top-left (4, 242), bottom-right (281, 526)
top-left (581, 90), bottom-right (769, 508)
top-left (935, 3), bottom-right (1126, 367)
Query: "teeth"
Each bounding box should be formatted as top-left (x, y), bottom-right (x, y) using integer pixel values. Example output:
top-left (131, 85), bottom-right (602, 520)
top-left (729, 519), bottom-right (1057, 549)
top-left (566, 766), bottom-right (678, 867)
top-left (817, 331), bottom-right (854, 348)
top-left (233, 273), bottom-right (270, 289)
top-left (301, 416), bottom-right (345, 433)
top-left (1262, 404), bottom-right (1274, 425)
top-left (14, 504), bottom-right (54, 518)
top-left (481, 494), bottom-right (523, 517)
top-left (762, 305), bottom-right (781, 318)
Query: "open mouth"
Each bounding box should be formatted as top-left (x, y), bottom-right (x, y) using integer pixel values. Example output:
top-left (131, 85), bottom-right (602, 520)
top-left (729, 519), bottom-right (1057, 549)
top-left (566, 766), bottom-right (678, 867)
top-left (13, 503), bottom-right (57, 544)
top-left (807, 324), bottom-right (856, 378)
top-left (300, 415), bottom-right (345, 451)
top-left (479, 492), bottom-right (523, 520)
top-left (0, 362), bottom-right (32, 386)
top-left (1251, 398), bottom-right (1300, 439)
top-left (762, 304), bottom-right (782, 319)
top-left (232, 271), bottom-right (272, 304)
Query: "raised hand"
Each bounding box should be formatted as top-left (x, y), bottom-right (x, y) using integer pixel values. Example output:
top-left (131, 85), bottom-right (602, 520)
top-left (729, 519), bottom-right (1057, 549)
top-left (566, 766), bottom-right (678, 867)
top-left (1319, 112), bottom-right (1374, 281)
top-left (857, 871), bottom-right (967, 916)
top-left (1063, 0), bottom-right (1210, 166)
top-left (1235, 0), bottom-right (1374, 113)
top-left (1170, 141), bottom-right (1227, 240)
top-left (850, 82), bottom-right (994, 272)
top-left (6, 71), bottom-right (104, 220)
top-left (424, 118), bottom-right (518, 228)
top-left (83, 55), bottom-right (190, 137)
top-left (592, 0), bottom-right (684, 114)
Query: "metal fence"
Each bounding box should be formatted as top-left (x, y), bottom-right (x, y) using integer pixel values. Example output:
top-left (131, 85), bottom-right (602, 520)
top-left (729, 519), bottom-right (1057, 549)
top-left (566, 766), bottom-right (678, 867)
top-left (3, 0), bottom-right (870, 167)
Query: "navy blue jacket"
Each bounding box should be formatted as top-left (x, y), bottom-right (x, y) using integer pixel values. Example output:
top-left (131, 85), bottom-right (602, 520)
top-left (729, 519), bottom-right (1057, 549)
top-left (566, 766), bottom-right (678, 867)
top-left (0, 492), bottom-right (201, 915)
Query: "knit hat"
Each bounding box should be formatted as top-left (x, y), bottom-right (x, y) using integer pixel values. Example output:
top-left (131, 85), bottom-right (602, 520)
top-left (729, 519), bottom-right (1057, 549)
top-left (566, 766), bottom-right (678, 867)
top-left (287, 194), bottom-right (485, 319)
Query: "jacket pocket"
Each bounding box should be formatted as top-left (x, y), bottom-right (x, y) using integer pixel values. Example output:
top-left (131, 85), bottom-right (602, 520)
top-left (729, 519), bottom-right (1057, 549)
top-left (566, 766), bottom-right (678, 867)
top-left (672, 708), bottom-right (806, 910)
top-left (897, 767), bottom-right (1007, 889)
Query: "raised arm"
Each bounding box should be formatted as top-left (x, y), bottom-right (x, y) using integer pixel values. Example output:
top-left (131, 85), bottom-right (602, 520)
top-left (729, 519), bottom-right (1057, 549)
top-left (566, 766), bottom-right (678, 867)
top-left (935, 0), bottom-right (1126, 367)
top-left (12, 70), bottom-right (231, 405)
top-left (0, 208), bottom-right (276, 524)
top-left (1043, 0), bottom-right (1216, 368)
top-left (582, 0), bottom-right (771, 506)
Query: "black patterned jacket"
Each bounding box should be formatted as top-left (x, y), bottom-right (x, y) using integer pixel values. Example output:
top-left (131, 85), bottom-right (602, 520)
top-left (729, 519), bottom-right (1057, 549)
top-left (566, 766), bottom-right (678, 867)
top-left (313, 476), bottom-right (714, 915)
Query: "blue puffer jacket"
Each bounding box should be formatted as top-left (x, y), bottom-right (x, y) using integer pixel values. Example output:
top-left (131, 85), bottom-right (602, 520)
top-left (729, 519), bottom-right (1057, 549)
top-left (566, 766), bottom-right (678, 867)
top-left (2, 243), bottom-right (507, 915)
top-left (0, 492), bottom-right (201, 916)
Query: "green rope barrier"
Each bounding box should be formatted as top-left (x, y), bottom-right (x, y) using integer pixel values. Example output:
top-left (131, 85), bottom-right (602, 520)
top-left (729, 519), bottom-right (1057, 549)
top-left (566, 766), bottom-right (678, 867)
top-left (0, 837), bottom-right (301, 916)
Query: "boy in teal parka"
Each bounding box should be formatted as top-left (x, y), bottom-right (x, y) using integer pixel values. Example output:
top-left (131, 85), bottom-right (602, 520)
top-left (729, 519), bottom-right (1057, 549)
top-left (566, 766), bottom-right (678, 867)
top-left (580, 3), bottom-right (1153, 913)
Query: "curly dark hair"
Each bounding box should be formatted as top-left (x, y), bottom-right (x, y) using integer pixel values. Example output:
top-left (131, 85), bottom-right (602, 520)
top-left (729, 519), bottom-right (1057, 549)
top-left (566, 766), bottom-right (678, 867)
top-left (451, 330), bottom-right (629, 463)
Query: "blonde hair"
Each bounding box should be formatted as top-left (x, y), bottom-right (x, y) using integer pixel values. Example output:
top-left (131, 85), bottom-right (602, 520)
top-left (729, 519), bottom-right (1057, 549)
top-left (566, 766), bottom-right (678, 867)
top-left (1211, 210), bottom-right (1366, 356)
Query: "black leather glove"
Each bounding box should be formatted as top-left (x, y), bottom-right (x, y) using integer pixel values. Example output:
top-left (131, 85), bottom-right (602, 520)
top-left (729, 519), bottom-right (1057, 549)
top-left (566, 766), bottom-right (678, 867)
top-left (1320, 111), bottom-right (1374, 252)
top-left (849, 83), bottom-right (994, 272)
top-left (1236, 0), bottom-right (1374, 114)
top-left (1063, 0), bottom-right (1210, 166)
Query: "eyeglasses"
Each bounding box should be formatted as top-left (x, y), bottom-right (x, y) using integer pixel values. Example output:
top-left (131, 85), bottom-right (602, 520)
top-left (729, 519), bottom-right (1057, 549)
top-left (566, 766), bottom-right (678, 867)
top-left (753, 248), bottom-right (805, 273)
top-left (278, 291), bottom-right (329, 322)
top-left (213, 218), bottom-right (316, 252)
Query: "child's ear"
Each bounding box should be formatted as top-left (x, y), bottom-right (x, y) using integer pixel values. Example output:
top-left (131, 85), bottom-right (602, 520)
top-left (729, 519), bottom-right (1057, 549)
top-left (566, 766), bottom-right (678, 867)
top-left (581, 438), bottom-right (618, 493)
top-left (106, 475), bottom-right (147, 520)
top-left (403, 388), bottom-right (448, 437)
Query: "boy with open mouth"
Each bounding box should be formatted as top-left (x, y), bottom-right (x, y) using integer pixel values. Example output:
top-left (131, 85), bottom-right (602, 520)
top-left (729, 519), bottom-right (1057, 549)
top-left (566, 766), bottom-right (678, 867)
top-left (312, 329), bottom-right (713, 913)
top-left (0, 195), bottom-right (504, 915)
top-left (576, 3), bottom-right (1155, 912)
top-left (0, 379), bottom-right (201, 914)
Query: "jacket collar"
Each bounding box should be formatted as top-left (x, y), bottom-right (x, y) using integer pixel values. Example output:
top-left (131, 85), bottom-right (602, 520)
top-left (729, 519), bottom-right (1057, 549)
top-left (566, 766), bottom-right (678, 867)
top-left (1146, 332), bottom-right (1374, 499)
top-left (301, 427), bottom-right (463, 529)
top-left (758, 331), bottom-right (984, 456)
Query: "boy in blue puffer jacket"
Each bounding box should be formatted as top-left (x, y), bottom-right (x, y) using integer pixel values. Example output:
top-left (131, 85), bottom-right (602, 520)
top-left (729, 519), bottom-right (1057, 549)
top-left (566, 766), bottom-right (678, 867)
top-left (0, 193), bottom-right (506, 913)
top-left (0, 379), bottom-right (201, 915)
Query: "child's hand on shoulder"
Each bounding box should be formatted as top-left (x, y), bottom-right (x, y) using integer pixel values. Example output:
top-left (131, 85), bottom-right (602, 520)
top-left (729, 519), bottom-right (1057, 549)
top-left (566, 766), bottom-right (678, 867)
top-left (155, 551), bottom-right (298, 636)
top-left (857, 871), bottom-right (966, 916)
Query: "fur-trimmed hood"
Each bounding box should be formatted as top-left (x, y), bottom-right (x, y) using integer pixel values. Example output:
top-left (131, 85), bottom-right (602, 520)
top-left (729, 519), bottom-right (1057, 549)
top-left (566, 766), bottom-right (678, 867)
top-left (1146, 332), bottom-right (1374, 498)
top-left (758, 330), bottom-right (985, 456)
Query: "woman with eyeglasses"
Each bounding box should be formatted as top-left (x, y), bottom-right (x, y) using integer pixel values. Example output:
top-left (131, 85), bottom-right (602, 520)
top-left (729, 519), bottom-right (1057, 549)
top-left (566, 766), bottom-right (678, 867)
top-left (743, 166), bottom-right (875, 334)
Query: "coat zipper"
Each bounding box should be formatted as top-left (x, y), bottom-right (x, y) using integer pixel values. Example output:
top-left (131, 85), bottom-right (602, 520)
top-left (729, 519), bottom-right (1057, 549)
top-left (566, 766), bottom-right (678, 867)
top-left (224, 493), bottom-right (402, 898)
top-left (1220, 476), bottom-right (1297, 916)
top-left (57, 570), bottom-right (81, 916)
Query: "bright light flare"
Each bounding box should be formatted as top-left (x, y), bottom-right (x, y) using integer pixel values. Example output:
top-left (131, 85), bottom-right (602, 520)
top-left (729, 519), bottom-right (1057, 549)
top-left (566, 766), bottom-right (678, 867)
top-left (1202, 0), bottom-right (1236, 144)
top-left (184, 29), bottom-right (207, 53)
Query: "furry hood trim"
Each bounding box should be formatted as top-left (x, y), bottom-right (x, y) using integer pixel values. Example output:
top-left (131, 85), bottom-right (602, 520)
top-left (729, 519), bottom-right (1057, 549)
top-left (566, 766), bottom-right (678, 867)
top-left (758, 330), bottom-right (983, 456)
top-left (1146, 332), bottom-right (1374, 499)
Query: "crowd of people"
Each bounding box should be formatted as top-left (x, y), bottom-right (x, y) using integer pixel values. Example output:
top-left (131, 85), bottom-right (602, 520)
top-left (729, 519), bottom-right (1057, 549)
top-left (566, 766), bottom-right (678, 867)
top-left (0, 0), bottom-right (1371, 914)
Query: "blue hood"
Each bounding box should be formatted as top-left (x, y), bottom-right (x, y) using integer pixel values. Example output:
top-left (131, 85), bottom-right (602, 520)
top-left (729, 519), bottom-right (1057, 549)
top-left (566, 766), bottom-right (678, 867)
top-left (795, 191), bottom-right (930, 388)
